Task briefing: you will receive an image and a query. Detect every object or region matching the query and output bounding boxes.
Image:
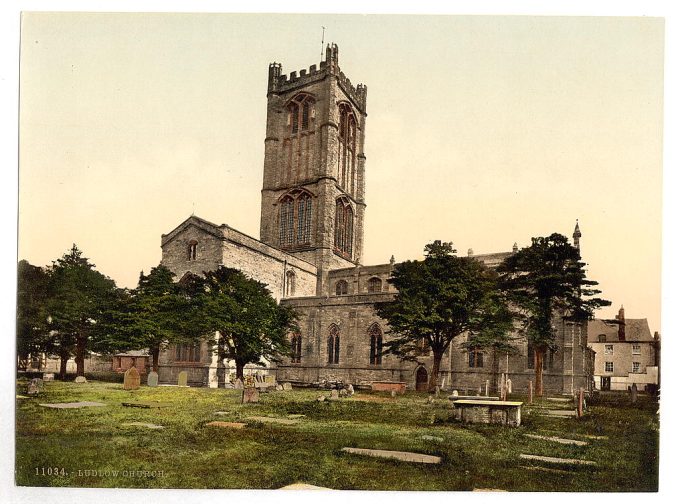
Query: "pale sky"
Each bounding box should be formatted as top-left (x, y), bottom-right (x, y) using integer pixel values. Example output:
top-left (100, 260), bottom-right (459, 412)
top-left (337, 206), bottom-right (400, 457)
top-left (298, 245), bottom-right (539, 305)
top-left (18, 13), bottom-right (664, 332)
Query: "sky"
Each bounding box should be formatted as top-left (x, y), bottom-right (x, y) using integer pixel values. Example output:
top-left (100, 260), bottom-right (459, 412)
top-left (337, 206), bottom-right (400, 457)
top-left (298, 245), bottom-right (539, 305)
top-left (17, 13), bottom-right (664, 332)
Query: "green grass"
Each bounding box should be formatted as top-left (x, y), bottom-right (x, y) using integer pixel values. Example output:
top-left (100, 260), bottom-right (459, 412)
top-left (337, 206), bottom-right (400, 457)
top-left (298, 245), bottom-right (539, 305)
top-left (15, 380), bottom-right (658, 491)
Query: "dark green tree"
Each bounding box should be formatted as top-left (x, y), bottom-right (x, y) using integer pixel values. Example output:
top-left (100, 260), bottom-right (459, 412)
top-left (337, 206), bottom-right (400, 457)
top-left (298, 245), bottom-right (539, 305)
top-left (94, 265), bottom-right (195, 372)
top-left (375, 241), bottom-right (507, 392)
top-left (497, 233), bottom-right (610, 396)
top-left (187, 267), bottom-right (298, 381)
top-left (46, 245), bottom-right (118, 378)
top-left (16, 260), bottom-right (50, 369)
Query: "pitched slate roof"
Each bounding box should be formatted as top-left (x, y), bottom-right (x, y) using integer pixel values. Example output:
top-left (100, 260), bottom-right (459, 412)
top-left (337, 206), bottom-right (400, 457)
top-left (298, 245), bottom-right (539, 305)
top-left (587, 318), bottom-right (653, 343)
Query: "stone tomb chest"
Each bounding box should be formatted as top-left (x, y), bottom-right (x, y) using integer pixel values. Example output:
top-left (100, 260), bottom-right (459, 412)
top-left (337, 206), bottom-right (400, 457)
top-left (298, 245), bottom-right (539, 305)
top-left (452, 400), bottom-right (523, 427)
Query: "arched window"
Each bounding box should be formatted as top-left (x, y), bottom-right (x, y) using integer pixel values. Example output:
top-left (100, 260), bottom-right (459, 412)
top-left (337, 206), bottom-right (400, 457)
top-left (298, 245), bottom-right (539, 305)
top-left (288, 94), bottom-right (315, 135)
top-left (175, 342), bottom-right (201, 362)
top-left (338, 103), bottom-right (357, 193)
top-left (187, 240), bottom-right (198, 261)
top-left (334, 198), bottom-right (353, 257)
top-left (285, 270), bottom-right (296, 297)
top-left (468, 349), bottom-right (484, 368)
top-left (367, 277), bottom-right (382, 293)
top-left (335, 279), bottom-right (348, 296)
top-left (279, 190), bottom-right (313, 249)
top-left (369, 323), bottom-right (383, 365)
top-left (290, 332), bottom-right (302, 363)
top-left (327, 325), bottom-right (340, 364)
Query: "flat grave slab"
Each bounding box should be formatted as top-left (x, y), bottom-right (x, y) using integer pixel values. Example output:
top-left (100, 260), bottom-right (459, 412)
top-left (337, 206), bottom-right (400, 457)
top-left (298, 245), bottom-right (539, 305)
top-left (421, 435), bottom-right (444, 442)
top-left (39, 401), bottom-right (106, 409)
top-left (448, 395), bottom-right (500, 401)
top-left (121, 401), bottom-right (172, 409)
top-left (287, 414), bottom-right (306, 419)
top-left (122, 422), bottom-right (164, 430)
top-left (520, 465), bottom-right (573, 475)
top-left (519, 454), bottom-right (596, 466)
top-left (341, 447), bottom-right (441, 464)
top-left (545, 397), bottom-right (573, 403)
top-left (540, 409), bottom-right (577, 417)
top-left (247, 416), bottom-right (300, 425)
top-left (524, 434), bottom-right (588, 446)
top-left (280, 482), bottom-right (331, 490)
top-left (16, 395), bottom-right (30, 399)
top-left (206, 421), bottom-right (246, 429)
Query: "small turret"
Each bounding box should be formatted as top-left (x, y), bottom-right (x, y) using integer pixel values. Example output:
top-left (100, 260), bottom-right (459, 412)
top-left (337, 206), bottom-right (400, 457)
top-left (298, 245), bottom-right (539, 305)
top-left (573, 219), bottom-right (582, 252)
top-left (512, 242), bottom-right (518, 253)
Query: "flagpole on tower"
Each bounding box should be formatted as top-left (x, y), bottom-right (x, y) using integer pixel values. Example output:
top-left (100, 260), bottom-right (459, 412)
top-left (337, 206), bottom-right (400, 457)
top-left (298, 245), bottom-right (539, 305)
top-left (320, 26), bottom-right (326, 60)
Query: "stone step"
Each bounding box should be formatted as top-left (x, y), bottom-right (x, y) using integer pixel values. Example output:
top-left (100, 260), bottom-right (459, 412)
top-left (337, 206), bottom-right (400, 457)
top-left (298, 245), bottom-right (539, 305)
top-left (341, 447), bottom-right (441, 464)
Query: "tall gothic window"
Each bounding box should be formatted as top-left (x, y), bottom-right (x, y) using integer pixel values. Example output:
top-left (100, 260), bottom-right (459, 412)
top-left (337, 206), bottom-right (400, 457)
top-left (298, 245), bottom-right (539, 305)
top-left (327, 325), bottom-right (340, 364)
top-left (187, 240), bottom-right (198, 261)
top-left (367, 277), bottom-right (382, 293)
top-left (338, 103), bottom-right (357, 193)
top-left (175, 343), bottom-right (201, 362)
top-left (290, 332), bottom-right (302, 363)
top-left (335, 279), bottom-right (348, 296)
top-left (279, 190), bottom-right (313, 249)
top-left (468, 349), bottom-right (484, 368)
top-left (285, 270), bottom-right (296, 297)
top-left (369, 323), bottom-right (383, 365)
top-left (334, 197), bottom-right (353, 257)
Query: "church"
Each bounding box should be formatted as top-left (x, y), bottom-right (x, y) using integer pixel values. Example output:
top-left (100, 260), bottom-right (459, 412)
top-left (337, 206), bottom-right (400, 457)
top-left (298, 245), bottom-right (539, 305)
top-left (156, 45), bottom-right (593, 395)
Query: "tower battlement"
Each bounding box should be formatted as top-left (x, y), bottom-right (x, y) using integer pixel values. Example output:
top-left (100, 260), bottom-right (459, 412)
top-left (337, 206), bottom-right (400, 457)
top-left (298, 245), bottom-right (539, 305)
top-left (267, 44), bottom-right (367, 113)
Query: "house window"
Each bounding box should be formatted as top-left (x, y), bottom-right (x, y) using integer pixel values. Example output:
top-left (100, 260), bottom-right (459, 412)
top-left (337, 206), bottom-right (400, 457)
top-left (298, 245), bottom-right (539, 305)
top-left (175, 343), bottom-right (201, 362)
top-left (290, 333), bottom-right (302, 363)
top-left (279, 190), bottom-right (313, 249)
top-left (632, 344), bottom-right (641, 355)
top-left (468, 349), bottom-right (484, 368)
top-left (604, 344), bottom-right (614, 355)
top-left (188, 240), bottom-right (198, 260)
top-left (632, 362), bottom-right (641, 373)
top-left (334, 198), bottom-right (354, 257)
top-left (369, 324), bottom-right (383, 365)
top-left (335, 280), bottom-right (348, 296)
top-left (605, 361), bottom-right (614, 373)
top-left (327, 325), bottom-right (340, 364)
top-left (367, 277), bottom-right (382, 293)
top-left (338, 102), bottom-right (357, 193)
top-left (598, 334), bottom-right (606, 343)
top-left (285, 270), bottom-right (296, 297)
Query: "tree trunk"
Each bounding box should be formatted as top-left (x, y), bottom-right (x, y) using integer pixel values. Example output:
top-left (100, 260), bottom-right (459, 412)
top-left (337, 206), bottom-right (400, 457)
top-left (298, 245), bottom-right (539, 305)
top-left (491, 349), bottom-right (500, 395)
top-left (535, 348), bottom-right (545, 397)
top-left (59, 350), bottom-right (69, 379)
top-left (151, 345), bottom-right (160, 372)
top-left (75, 335), bottom-right (86, 377)
top-left (235, 359), bottom-right (245, 380)
top-left (428, 349), bottom-right (443, 392)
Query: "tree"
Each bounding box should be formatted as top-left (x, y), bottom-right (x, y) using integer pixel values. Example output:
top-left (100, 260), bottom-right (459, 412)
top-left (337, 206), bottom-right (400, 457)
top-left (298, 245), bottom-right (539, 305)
top-left (94, 265), bottom-right (195, 372)
top-left (497, 233), bottom-right (610, 396)
top-left (16, 260), bottom-right (50, 369)
top-left (375, 241), bottom-right (506, 392)
top-left (46, 245), bottom-right (118, 377)
top-left (187, 267), bottom-right (298, 381)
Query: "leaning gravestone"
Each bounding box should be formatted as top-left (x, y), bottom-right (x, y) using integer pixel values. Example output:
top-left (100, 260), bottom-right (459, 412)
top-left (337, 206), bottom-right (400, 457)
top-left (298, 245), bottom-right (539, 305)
top-left (346, 384), bottom-right (354, 396)
top-left (124, 367), bottom-right (141, 390)
top-left (177, 371), bottom-right (188, 387)
top-left (147, 371), bottom-right (159, 387)
top-left (242, 387), bottom-right (259, 404)
top-left (42, 373), bottom-right (54, 382)
top-left (631, 383), bottom-right (638, 403)
top-left (330, 389), bottom-right (340, 401)
top-left (74, 376), bottom-right (87, 383)
top-left (27, 378), bottom-right (43, 396)
top-left (234, 378), bottom-right (244, 390)
top-left (282, 382), bottom-right (293, 391)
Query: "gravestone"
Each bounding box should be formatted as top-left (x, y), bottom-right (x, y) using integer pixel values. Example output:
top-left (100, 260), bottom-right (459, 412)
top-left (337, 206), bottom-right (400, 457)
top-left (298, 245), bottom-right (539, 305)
top-left (234, 378), bottom-right (244, 390)
top-left (330, 389), bottom-right (339, 401)
top-left (147, 371), bottom-right (159, 387)
top-left (282, 382), bottom-right (292, 391)
top-left (390, 390), bottom-right (397, 398)
top-left (124, 367), bottom-right (141, 390)
top-left (528, 380), bottom-right (533, 404)
top-left (477, 385), bottom-right (482, 396)
top-left (485, 380), bottom-right (490, 396)
top-left (506, 379), bottom-right (512, 394)
top-left (427, 396), bottom-right (434, 404)
top-left (74, 376), bottom-right (87, 383)
top-left (435, 386), bottom-right (440, 397)
top-left (451, 390), bottom-right (459, 398)
top-left (27, 378), bottom-right (43, 396)
top-left (177, 371), bottom-right (188, 387)
top-left (242, 387), bottom-right (259, 404)
top-left (42, 373), bottom-right (54, 382)
top-left (265, 375), bottom-right (276, 385)
top-left (631, 383), bottom-right (638, 403)
top-left (346, 384), bottom-right (354, 396)
top-left (317, 395), bottom-right (326, 402)
top-left (275, 384), bottom-right (283, 391)
top-left (339, 388), bottom-right (348, 397)
top-left (577, 387), bottom-right (584, 417)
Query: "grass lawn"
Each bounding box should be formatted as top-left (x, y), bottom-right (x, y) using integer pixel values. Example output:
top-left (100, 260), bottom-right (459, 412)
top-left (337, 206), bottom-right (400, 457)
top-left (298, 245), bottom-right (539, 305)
top-left (15, 379), bottom-right (658, 491)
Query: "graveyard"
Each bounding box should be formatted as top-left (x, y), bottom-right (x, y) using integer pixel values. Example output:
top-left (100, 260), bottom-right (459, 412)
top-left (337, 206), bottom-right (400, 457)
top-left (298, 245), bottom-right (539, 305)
top-left (15, 378), bottom-right (658, 492)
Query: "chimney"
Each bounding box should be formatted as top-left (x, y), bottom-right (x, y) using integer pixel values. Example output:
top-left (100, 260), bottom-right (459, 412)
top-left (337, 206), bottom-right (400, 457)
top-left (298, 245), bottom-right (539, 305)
top-left (617, 305), bottom-right (625, 341)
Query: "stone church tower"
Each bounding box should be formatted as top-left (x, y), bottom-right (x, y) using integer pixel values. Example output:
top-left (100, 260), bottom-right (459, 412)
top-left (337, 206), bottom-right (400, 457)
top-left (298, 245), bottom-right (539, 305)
top-left (259, 44), bottom-right (368, 294)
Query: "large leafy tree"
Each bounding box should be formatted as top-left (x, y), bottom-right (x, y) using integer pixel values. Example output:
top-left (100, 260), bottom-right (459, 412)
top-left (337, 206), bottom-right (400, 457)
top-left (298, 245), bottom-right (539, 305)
top-left (46, 245), bottom-right (118, 377)
top-left (497, 233), bottom-right (610, 396)
top-left (16, 260), bottom-right (50, 369)
top-left (94, 265), bottom-right (195, 372)
top-left (187, 267), bottom-right (298, 381)
top-left (375, 241), bottom-right (507, 392)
